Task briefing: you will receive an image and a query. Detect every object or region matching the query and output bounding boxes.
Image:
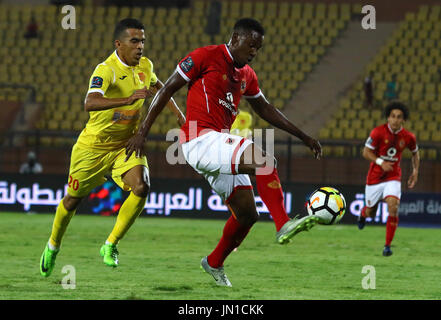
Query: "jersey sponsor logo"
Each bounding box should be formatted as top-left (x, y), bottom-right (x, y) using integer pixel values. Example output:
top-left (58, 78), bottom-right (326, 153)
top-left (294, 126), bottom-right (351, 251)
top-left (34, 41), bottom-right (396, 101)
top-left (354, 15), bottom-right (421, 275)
top-left (380, 147), bottom-right (398, 162)
top-left (119, 75), bottom-right (127, 80)
top-left (112, 109), bottom-right (140, 124)
top-left (180, 56), bottom-right (194, 73)
top-left (226, 92), bottom-right (235, 106)
top-left (219, 92), bottom-right (238, 116)
top-left (91, 76), bottom-right (103, 88)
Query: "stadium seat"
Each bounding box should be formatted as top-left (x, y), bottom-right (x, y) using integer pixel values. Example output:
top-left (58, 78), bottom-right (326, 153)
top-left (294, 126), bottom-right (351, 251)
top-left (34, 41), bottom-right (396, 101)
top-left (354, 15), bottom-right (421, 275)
top-left (0, 1), bottom-right (354, 147)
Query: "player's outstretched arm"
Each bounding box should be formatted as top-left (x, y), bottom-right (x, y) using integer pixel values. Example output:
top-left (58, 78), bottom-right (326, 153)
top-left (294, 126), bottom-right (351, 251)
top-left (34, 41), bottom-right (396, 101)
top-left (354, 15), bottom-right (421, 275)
top-left (125, 71), bottom-right (187, 161)
top-left (152, 79), bottom-right (186, 126)
top-left (408, 150), bottom-right (420, 188)
top-left (247, 95), bottom-right (322, 159)
top-left (84, 89), bottom-right (154, 112)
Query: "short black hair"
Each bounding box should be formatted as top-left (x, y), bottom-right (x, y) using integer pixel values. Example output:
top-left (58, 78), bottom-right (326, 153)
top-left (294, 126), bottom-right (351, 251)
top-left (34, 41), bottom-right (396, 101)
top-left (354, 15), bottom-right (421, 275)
top-left (114, 18), bottom-right (144, 41)
top-left (233, 18), bottom-right (265, 36)
top-left (385, 101), bottom-right (409, 120)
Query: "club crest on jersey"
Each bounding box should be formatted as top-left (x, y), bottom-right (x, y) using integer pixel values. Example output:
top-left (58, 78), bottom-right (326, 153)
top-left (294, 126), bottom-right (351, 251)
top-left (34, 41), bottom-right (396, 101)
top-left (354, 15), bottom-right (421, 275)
top-left (138, 72), bottom-right (145, 82)
top-left (91, 76), bottom-right (103, 88)
top-left (241, 79), bottom-right (246, 92)
top-left (399, 139), bottom-right (405, 149)
top-left (180, 56), bottom-right (194, 73)
top-left (226, 137), bottom-right (235, 145)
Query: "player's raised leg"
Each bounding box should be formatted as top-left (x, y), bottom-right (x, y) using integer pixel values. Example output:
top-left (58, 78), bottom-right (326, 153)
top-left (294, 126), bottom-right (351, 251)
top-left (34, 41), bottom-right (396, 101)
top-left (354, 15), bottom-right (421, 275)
top-left (101, 165), bottom-right (149, 267)
top-left (40, 195), bottom-right (82, 277)
top-left (202, 188), bottom-right (258, 287)
top-left (238, 143), bottom-right (318, 244)
top-left (383, 196), bottom-right (400, 256)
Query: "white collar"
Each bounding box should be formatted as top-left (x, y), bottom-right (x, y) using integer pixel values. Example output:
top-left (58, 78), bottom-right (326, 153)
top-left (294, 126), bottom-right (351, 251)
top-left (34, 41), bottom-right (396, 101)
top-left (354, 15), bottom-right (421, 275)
top-left (114, 50), bottom-right (130, 68)
top-left (387, 123), bottom-right (402, 134)
top-left (224, 44), bottom-right (234, 62)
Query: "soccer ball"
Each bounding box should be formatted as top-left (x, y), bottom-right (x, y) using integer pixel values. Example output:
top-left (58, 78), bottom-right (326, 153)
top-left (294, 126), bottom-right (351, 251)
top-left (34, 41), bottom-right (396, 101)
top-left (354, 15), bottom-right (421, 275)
top-left (306, 187), bottom-right (346, 225)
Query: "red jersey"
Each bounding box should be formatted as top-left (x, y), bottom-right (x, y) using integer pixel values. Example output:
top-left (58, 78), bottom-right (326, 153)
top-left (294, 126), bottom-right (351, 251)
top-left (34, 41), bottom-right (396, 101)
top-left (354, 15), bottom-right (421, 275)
top-left (365, 123), bottom-right (418, 185)
top-left (176, 44), bottom-right (261, 142)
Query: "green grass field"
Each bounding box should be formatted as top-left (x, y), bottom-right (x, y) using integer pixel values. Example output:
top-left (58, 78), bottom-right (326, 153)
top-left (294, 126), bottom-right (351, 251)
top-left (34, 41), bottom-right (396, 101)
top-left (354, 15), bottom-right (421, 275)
top-left (0, 212), bottom-right (440, 300)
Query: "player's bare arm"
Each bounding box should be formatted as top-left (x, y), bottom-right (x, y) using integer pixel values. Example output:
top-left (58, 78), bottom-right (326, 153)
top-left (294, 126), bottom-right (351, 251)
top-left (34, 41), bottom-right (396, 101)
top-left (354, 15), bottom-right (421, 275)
top-left (246, 95), bottom-right (322, 159)
top-left (362, 146), bottom-right (394, 172)
top-left (125, 71), bottom-right (187, 161)
top-left (84, 88), bottom-right (154, 112)
top-left (152, 79), bottom-right (186, 126)
top-left (408, 150), bottom-right (420, 188)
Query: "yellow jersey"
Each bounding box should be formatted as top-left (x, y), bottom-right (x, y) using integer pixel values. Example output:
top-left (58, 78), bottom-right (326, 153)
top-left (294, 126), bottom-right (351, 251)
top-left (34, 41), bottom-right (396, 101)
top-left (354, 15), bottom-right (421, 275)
top-left (77, 50), bottom-right (158, 151)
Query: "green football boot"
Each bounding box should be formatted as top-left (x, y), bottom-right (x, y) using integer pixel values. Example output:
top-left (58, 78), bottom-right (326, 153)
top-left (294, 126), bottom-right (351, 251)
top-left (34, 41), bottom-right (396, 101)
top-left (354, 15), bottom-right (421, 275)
top-left (276, 215), bottom-right (319, 244)
top-left (40, 244), bottom-right (59, 277)
top-left (100, 243), bottom-right (119, 267)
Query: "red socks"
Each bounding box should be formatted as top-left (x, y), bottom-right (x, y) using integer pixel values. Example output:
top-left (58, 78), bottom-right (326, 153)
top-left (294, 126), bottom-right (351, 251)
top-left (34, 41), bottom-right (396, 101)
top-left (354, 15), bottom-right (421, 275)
top-left (385, 216), bottom-right (399, 246)
top-left (207, 215), bottom-right (251, 268)
top-left (361, 206), bottom-right (367, 218)
top-left (255, 168), bottom-right (289, 231)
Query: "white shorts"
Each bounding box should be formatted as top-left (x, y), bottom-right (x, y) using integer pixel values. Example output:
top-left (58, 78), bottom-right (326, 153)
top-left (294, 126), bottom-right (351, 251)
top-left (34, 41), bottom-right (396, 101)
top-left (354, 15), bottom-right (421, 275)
top-left (365, 180), bottom-right (401, 208)
top-left (181, 131), bottom-right (253, 202)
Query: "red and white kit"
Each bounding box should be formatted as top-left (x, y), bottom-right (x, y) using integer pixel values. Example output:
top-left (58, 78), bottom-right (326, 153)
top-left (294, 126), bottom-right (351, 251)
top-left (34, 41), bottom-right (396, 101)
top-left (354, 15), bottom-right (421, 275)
top-left (364, 123), bottom-right (418, 207)
top-left (177, 44), bottom-right (263, 201)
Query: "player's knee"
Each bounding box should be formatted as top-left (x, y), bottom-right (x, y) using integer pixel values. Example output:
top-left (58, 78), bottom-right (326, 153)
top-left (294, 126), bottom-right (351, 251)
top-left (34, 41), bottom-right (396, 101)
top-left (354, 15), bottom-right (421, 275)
top-left (132, 182), bottom-right (150, 198)
top-left (63, 195), bottom-right (82, 211)
top-left (236, 210), bottom-right (259, 228)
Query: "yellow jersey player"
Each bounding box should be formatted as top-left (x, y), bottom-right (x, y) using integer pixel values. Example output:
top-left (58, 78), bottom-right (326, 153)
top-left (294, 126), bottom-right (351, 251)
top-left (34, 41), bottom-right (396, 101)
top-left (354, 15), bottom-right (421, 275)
top-left (40, 18), bottom-right (185, 277)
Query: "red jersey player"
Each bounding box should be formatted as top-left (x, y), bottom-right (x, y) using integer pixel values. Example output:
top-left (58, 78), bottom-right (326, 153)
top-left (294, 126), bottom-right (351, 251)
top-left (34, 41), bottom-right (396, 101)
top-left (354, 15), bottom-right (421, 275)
top-left (358, 102), bottom-right (420, 256)
top-left (126, 18), bottom-right (322, 286)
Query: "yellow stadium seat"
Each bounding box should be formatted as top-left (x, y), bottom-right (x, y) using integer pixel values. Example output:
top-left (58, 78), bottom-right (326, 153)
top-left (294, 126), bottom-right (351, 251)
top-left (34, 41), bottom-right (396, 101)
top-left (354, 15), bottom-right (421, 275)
top-left (319, 128), bottom-right (330, 139)
top-left (331, 128), bottom-right (343, 139)
top-left (343, 128), bottom-right (355, 139)
top-left (432, 131), bottom-right (441, 142)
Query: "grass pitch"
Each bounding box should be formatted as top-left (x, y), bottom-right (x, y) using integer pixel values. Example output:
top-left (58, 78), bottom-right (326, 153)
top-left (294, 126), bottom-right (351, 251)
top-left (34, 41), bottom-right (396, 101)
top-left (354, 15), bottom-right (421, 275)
top-left (0, 212), bottom-right (440, 300)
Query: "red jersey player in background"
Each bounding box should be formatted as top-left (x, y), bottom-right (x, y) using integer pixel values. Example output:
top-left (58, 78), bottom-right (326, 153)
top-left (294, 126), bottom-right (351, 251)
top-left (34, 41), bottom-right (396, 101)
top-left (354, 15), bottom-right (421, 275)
top-left (358, 102), bottom-right (420, 257)
top-left (126, 18), bottom-right (322, 286)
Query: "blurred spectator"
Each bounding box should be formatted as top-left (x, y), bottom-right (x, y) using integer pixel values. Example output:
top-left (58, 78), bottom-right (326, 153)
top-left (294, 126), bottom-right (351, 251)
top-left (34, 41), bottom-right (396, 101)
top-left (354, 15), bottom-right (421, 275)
top-left (24, 15), bottom-right (39, 39)
top-left (20, 151), bottom-right (43, 174)
top-left (384, 74), bottom-right (398, 101)
top-left (231, 110), bottom-right (253, 139)
top-left (205, 0), bottom-right (222, 42)
top-left (363, 71), bottom-right (374, 108)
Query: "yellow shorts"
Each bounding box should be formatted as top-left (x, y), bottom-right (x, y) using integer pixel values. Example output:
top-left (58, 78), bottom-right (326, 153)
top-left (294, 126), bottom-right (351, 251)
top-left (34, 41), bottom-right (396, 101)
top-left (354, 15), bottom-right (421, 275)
top-left (66, 143), bottom-right (149, 198)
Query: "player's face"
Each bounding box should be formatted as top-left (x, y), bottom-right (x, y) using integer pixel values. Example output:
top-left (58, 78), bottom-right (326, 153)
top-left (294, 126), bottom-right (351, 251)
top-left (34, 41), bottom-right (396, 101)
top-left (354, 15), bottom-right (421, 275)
top-left (115, 28), bottom-right (145, 66)
top-left (230, 31), bottom-right (263, 68)
top-left (387, 109), bottom-right (405, 131)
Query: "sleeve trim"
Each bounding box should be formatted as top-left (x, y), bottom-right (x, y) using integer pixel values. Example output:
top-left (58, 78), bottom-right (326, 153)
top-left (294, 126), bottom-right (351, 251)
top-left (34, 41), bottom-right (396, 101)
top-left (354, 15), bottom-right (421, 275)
top-left (243, 89), bottom-right (263, 99)
top-left (176, 65), bottom-right (191, 82)
top-left (87, 88), bottom-right (105, 95)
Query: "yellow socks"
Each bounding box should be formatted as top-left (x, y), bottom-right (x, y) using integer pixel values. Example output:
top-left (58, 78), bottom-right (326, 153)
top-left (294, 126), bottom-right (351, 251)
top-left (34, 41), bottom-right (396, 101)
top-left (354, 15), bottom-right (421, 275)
top-left (49, 199), bottom-right (76, 249)
top-left (106, 192), bottom-right (146, 245)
